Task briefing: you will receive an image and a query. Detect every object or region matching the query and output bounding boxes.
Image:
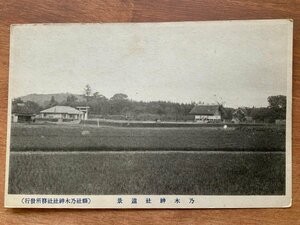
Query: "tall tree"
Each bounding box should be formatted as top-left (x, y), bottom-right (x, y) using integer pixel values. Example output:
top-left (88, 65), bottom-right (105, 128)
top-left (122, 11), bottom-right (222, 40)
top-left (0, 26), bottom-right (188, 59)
top-left (93, 92), bottom-right (100, 98)
top-left (48, 96), bottom-right (58, 107)
top-left (109, 93), bottom-right (129, 115)
top-left (83, 84), bottom-right (92, 102)
top-left (268, 95), bottom-right (286, 110)
top-left (268, 95), bottom-right (286, 120)
top-left (25, 101), bottom-right (42, 114)
top-left (66, 95), bottom-right (78, 106)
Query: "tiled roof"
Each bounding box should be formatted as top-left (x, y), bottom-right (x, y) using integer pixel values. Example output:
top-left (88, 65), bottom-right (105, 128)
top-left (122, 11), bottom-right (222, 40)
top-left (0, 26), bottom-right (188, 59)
top-left (190, 105), bottom-right (220, 115)
top-left (12, 104), bottom-right (37, 115)
top-left (40, 106), bottom-right (83, 115)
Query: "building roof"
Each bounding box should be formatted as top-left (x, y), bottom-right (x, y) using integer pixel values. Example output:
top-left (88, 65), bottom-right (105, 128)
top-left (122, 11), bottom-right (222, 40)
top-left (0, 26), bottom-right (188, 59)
top-left (12, 103), bottom-right (36, 115)
top-left (233, 108), bottom-right (247, 115)
top-left (40, 106), bottom-right (83, 115)
top-left (190, 105), bottom-right (220, 115)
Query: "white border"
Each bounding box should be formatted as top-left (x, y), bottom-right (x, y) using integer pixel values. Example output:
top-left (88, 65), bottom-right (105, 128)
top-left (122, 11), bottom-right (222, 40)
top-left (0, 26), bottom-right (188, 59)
top-left (4, 19), bottom-right (293, 208)
top-left (5, 195), bottom-right (292, 209)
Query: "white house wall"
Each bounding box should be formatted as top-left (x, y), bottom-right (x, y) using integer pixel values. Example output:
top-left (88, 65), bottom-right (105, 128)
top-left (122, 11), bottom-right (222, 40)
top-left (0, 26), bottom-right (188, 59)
top-left (195, 115), bottom-right (221, 120)
top-left (41, 113), bottom-right (81, 119)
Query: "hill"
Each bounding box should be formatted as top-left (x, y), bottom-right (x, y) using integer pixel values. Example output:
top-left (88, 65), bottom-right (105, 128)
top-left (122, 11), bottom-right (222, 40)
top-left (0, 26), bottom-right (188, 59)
top-left (19, 93), bottom-right (85, 107)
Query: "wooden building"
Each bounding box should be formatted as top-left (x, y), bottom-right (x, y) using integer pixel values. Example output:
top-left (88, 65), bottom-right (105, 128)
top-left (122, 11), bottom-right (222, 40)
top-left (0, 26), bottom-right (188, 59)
top-left (190, 105), bottom-right (222, 122)
top-left (11, 103), bottom-right (36, 123)
top-left (40, 106), bottom-right (84, 120)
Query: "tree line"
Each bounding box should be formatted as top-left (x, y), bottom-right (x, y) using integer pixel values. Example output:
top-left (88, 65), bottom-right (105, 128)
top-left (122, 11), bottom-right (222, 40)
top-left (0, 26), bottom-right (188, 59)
top-left (12, 85), bottom-right (287, 123)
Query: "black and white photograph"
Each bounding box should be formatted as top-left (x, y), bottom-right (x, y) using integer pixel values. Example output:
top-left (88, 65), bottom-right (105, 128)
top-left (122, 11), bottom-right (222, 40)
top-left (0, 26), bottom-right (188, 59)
top-left (5, 20), bottom-right (292, 208)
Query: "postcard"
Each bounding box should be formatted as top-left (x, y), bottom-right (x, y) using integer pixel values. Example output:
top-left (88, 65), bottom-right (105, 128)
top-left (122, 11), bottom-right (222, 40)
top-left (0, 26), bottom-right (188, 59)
top-left (5, 19), bottom-right (292, 208)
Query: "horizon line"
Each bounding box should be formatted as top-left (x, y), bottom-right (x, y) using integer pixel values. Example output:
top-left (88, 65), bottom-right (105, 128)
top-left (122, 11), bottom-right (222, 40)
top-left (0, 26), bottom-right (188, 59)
top-left (12, 92), bottom-right (286, 109)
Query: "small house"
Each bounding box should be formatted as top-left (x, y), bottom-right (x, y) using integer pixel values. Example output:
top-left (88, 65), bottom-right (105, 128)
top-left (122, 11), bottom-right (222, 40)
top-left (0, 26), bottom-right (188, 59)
top-left (190, 105), bottom-right (222, 122)
top-left (40, 106), bottom-right (84, 120)
top-left (12, 103), bottom-right (36, 123)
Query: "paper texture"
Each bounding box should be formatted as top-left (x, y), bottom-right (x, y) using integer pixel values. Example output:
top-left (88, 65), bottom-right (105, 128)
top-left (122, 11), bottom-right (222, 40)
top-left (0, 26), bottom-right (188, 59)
top-left (5, 20), bottom-right (292, 208)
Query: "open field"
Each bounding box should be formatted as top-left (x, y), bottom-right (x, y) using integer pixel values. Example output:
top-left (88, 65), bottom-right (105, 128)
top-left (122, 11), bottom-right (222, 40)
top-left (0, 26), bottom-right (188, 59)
top-left (80, 119), bottom-right (274, 127)
top-left (9, 151), bottom-right (285, 195)
top-left (10, 123), bottom-right (285, 152)
top-left (8, 123), bottom-right (286, 195)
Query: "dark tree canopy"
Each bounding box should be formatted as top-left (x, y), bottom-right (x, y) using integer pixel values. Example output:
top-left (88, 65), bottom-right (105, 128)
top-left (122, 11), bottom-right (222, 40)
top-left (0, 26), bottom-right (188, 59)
top-left (18, 85), bottom-right (287, 123)
top-left (12, 99), bottom-right (41, 114)
top-left (84, 84), bottom-right (92, 97)
top-left (110, 93), bottom-right (128, 101)
top-left (268, 95), bottom-right (286, 120)
top-left (13, 98), bottom-right (24, 104)
top-left (48, 96), bottom-right (58, 108)
top-left (93, 92), bottom-right (100, 98)
top-left (66, 95), bottom-right (78, 104)
top-left (268, 95), bottom-right (286, 110)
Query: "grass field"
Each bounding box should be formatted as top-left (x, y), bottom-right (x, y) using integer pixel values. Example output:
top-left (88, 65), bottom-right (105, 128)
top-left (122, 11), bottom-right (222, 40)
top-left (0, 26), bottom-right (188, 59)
top-left (9, 151), bottom-right (285, 195)
top-left (10, 123), bottom-right (285, 152)
top-left (8, 123), bottom-right (286, 195)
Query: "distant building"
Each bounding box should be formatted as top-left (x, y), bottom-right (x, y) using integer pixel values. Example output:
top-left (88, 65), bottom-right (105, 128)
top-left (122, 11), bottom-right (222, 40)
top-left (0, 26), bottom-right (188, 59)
top-left (40, 106), bottom-right (84, 120)
top-left (12, 103), bottom-right (36, 123)
top-left (190, 105), bottom-right (222, 122)
top-left (232, 108), bottom-right (253, 123)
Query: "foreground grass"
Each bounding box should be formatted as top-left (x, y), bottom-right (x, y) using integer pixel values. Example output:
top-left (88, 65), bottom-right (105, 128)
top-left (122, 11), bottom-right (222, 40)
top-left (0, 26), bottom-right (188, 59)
top-left (8, 151), bottom-right (285, 195)
top-left (10, 123), bottom-right (285, 151)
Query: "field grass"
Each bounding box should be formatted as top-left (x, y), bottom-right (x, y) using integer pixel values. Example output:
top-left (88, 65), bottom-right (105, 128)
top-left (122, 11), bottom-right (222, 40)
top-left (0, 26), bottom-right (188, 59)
top-left (8, 123), bottom-right (286, 195)
top-left (10, 123), bottom-right (285, 152)
top-left (80, 119), bottom-right (273, 127)
top-left (8, 151), bottom-right (285, 195)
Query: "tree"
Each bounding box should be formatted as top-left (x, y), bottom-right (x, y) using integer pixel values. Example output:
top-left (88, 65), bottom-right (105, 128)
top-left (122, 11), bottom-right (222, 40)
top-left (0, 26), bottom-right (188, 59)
top-left (83, 84), bottom-right (92, 101)
top-left (66, 95), bottom-right (78, 106)
top-left (110, 93), bottom-right (128, 101)
top-left (12, 98), bottom-right (24, 104)
top-left (268, 95), bottom-right (286, 120)
top-left (12, 99), bottom-right (41, 114)
top-left (12, 98), bottom-right (24, 113)
top-left (48, 96), bottom-right (58, 107)
top-left (25, 101), bottom-right (41, 114)
top-left (268, 95), bottom-right (286, 110)
top-left (221, 107), bottom-right (234, 120)
top-left (109, 93), bottom-right (129, 115)
top-left (250, 107), bottom-right (272, 123)
top-left (92, 92), bottom-right (107, 100)
top-left (93, 92), bottom-right (100, 98)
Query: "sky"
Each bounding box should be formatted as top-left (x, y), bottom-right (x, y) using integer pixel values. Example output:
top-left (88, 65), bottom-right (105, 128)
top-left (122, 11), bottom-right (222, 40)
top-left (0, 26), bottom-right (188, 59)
top-left (9, 20), bottom-right (292, 107)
